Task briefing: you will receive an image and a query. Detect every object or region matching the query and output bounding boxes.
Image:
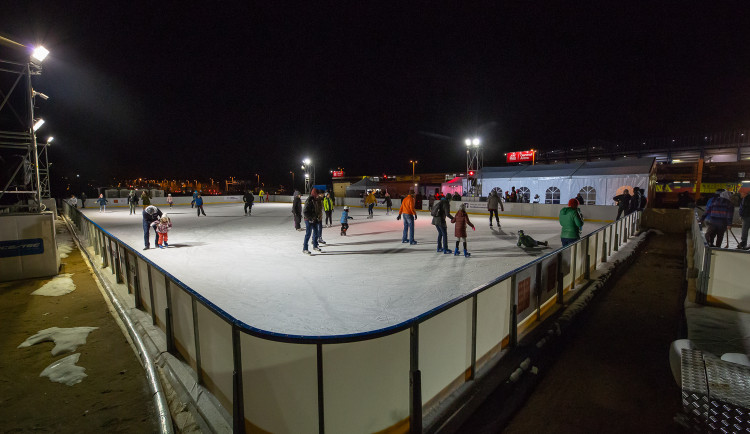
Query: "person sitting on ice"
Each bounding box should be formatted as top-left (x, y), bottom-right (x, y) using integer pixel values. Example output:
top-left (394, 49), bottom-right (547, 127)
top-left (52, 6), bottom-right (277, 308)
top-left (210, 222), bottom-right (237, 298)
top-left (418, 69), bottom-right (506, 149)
top-left (517, 230), bottom-right (549, 248)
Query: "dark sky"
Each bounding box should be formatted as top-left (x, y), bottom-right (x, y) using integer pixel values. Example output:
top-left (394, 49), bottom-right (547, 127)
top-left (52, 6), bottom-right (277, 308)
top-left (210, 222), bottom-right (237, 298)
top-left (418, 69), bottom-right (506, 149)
top-left (4, 2), bottom-right (750, 189)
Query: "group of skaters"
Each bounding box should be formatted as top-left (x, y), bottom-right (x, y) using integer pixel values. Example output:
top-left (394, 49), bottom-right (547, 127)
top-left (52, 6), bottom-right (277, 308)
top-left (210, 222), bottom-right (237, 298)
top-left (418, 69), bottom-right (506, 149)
top-left (613, 187), bottom-right (647, 220)
top-left (699, 188), bottom-right (750, 250)
top-left (68, 193), bottom-right (110, 213)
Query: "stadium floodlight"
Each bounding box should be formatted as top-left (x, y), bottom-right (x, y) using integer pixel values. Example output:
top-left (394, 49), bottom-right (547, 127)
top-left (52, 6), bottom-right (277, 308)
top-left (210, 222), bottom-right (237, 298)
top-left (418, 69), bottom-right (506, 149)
top-left (32, 46), bottom-right (49, 62)
top-left (303, 158), bottom-right (311, 165)
top-left (47, 137), bottom-right (54, 144)
top-left (33, 118), bottom-right (45, 131)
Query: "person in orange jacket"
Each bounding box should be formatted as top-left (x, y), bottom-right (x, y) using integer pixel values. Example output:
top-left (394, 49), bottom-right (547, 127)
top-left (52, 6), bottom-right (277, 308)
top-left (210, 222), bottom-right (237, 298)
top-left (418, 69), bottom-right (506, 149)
top-left (397, 190), bottom-right (418, 244)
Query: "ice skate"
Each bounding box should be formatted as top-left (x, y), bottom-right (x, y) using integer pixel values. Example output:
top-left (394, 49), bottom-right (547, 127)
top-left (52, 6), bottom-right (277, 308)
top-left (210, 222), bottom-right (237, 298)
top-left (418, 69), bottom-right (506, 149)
top-left (313, 247), bottom-right (322, 252)
top-left (454, 248), bottom-right (460, 256)
top-left (158, 244), bottom-right (164, 249)
top-left (464, 250), bottom-right (471, 257)
top-left (164, 242), bottom-right (169, 247)
top-left (437, 247), bottom-right (443, 253)
top-left (303, 250), bottom-right (311, 255)
top-left (319, 240), bottom-right (326, 245)
top-left (443, 249), bottom-right (452, 255)
top-left (409, 241), bottom-right (418, 245)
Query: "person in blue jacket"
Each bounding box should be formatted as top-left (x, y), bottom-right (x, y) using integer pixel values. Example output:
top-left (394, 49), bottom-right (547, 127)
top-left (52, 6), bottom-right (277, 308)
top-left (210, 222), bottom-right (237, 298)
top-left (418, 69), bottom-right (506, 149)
top-left (142, 205), bottom-right (163, 250)
top-left (340, 206), bottom-right (354, 235)
top-left (195, 194), bottom-right (206, 216)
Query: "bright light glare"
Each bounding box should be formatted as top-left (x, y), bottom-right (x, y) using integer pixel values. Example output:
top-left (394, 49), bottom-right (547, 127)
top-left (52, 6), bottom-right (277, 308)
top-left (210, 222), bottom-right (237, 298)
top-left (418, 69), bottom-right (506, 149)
top-left (33, 119), bottom-right (45, 131)
top-left (465, 139), bottom-right (472, 146)
top-left (303, 158), bottom-right (311, 165)
top-left (47, 136), bottom-right (54, 143)
top-left (472, 138), bottom-right (480, 146)
top-left (32, 46), bottom-right (49, 62)
top-left (305, 173), bottom-right (310, 178)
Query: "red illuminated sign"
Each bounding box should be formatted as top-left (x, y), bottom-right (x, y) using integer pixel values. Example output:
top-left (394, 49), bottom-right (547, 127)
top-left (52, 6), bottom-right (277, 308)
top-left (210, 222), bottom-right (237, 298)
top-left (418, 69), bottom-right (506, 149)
top-left (331, 171), bottom-right (345, 178)
top-left (506, 150), bottom-right (536, 163)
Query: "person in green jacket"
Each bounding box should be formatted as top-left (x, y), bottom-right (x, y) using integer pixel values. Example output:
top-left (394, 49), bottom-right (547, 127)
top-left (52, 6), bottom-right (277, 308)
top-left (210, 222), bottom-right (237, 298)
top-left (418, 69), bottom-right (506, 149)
top-left (323, 192), bottom-right (335, 227)
top-left (559, 198), bottom-right (584, 246)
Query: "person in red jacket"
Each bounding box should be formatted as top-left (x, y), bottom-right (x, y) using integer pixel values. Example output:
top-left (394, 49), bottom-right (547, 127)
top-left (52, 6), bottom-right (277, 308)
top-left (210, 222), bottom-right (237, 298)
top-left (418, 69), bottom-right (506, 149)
top-left (451, 204), bottom-right (475, 257)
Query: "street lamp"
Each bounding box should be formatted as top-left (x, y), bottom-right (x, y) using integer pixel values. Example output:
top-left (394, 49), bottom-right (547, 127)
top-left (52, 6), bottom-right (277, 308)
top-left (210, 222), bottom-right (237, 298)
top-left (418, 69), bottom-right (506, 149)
top-left (290, 171), bottom-right (295, 191)
top-left (302, 158), bottom-right (314, 194)
top-left (256, 173), bottom-right (260, 187)
top-left (465, 137), bottom-right (482, 197)
top-left (409, 160), bottom-right (418, 183)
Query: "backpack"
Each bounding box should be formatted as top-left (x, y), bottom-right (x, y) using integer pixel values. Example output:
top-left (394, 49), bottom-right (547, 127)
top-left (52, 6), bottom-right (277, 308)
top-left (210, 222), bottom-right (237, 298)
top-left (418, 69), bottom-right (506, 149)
top-left (740, 194), bottom-right (750, 217)
top-left (430, 201), bottom-right (442, 217)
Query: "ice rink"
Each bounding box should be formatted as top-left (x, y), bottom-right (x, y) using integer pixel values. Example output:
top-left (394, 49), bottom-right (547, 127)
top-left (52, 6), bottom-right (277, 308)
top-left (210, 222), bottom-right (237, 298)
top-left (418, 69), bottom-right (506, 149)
top-left (82, 203), bottom-right (605, 336)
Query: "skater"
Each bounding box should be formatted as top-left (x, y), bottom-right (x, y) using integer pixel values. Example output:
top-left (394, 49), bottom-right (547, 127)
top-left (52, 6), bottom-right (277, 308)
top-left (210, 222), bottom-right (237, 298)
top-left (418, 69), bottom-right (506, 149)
top-left (559, 198), bottom-right (584, 247)
top-left (259, 189), bottom-right (265, 203)
top-left (365, 190), bottom-right (376, 218)
top-left (340, 206), bottom-right (353, 235)
top-left (142, 205), bottom-right (163, 250)
top-left (613, 189), bottom-right (631, 220)
top-left (243, 189), bottom-right (255, 215)
top-left (141, 190), bottom-right (151, 207)
top-left (151, 215), bottom-right (172, 248)
top-left (487, 190), bottom-right (504, 228)
top-left (80, 192), bottom-right (87, 208)
top-left (575, 192), bottom-right (585, 207)
top-left (69, 194), bottom-right (78, 209)
top-left (383, 192), bottom-right (393, 215)
top-left (302, 188), bottom-right (321, 254)
top-left (191, 190), bottom-right (198, 208)
top-left (167, 193), bottom-right (174, 208)
top-left (510, 186), bottom-right (517, 203)
top-left (516, 230), bottom-right (549, 248)
top-left (323, 192), bottom-right (334, 227)
top-left (431, 194), bottom-right (453, 254)
top-left (292, 191), bottom-right (303, 231)
top-left (738, 191), bottom-right (750, 249)
top-left (397, 189), bottom-right (418, 244)
top-left (700, 191), bottom-right (734, 247)
top-left (95, 193), bottom-right (108, 212)
top-left (532, 194), bottom-right (540, 204)
top-left (195, 194), bottom-right (206, 216)
top-left (265, 191), bottom-right (269, 203)
top-left (316, 190), bottom-right (326, 244)
top-left (128, 190), bottom-right (137, 214)
top-left (451, 203), bottom-right (475, 257)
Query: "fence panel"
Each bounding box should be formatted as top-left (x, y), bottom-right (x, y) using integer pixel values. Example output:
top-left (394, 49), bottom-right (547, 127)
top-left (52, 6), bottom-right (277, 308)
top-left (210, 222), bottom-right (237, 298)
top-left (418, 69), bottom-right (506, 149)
top-left (137, 257), bottom-right (153, 315)
top-left (323, 331), bottom-right (410, 433)
top-left (420, 300), bottom-right (472, 408)
top-left (476, 279), bottom-right (511, 364)
top-left (170, 284), bottom-right (197, 371)
top-left (239, 334), bottom-right (318, 433)
top-left (707, 249), bottom-right (750, 311)
top-left (150, 269), bottom-right (169, 331)
top-left (195, 302), bottom-right (234, 412)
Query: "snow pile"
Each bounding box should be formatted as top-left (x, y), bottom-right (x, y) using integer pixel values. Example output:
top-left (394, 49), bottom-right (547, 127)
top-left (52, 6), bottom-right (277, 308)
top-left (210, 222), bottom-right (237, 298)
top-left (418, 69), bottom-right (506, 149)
top-left (40, 353), bottom-right (87, 386)
top-left (18, 326), bottom-right (98, 356)
top-left (56, 218), bottom-right (75, 258)
top-left (31, 273), bottom-right (76, 296)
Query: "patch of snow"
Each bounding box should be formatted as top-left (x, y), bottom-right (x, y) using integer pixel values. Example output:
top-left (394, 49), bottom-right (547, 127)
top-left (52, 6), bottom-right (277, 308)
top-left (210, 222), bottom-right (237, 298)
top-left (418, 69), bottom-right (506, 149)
top-left (31, 273), bottom-right (76, 296)
top-left (18, 326), bottom-right (98, 356)
top-left (721, 353), bottom-right (750, 367)
top-left (56, 219), bottom-right (75, 258)
top-left (40, 353), bottom-right (87, 386)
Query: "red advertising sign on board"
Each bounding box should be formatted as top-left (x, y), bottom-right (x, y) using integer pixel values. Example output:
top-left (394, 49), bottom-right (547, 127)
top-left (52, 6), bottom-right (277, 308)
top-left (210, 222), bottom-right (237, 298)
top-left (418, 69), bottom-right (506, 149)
top-left (506, 150), bottom-right (536, 163)
top-left (331, 171), bottom-right (345, 178)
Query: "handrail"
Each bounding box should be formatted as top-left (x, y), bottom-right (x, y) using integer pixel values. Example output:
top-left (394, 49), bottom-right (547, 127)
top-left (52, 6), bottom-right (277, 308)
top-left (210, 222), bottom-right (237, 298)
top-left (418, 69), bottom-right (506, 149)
top-left (61, 200), bottom-right (637, 345)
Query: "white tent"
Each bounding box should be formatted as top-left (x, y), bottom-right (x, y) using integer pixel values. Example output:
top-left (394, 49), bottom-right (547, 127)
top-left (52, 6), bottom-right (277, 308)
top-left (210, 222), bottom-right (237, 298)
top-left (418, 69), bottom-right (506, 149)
top-left (480, 158), bottom-right (654, 205)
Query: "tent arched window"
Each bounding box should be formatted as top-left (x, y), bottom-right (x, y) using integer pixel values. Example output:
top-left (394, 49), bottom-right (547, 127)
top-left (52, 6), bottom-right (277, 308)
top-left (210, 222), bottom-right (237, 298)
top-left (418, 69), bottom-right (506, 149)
top-left (545, 186), bottom-right (561, 204)
top-left (517, 187), bottom-right (530, 203)
top-left (578, 186), bottom-right (596, 205)
top-left (491, 187), bottom-right (503, 196)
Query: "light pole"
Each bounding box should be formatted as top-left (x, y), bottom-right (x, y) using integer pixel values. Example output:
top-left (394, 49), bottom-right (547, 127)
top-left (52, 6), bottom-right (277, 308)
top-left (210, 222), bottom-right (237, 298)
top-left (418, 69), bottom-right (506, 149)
top-left (290, 171), bottom-right (295, 192)
top-left (409, 160), bottom-right (418, 182)
top-left (302, 158), bottom-right (314, 194)
top-left (465, 137), bottom-right (482, 197)
top-left (256, 173), bottom-right (260, 188)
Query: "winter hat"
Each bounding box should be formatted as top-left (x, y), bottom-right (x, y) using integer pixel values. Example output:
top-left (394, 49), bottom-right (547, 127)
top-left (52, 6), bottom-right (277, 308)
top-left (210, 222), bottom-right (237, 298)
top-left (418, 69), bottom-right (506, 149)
top-left (145, 205), bottom-right (157, 215)
top-left (568, 198), bottom-right (579, 208)
top-left (344, 206), bottom-right (349, 211)
top-left (720, 191), bottom-right (731, 200)
top-left (311, 188), bottom-right (319, 196)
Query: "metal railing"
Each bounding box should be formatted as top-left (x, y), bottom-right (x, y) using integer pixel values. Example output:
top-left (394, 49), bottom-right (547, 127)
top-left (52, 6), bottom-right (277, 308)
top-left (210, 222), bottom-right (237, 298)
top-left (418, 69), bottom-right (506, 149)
top-left (61, 201), bottom-right (641, 433)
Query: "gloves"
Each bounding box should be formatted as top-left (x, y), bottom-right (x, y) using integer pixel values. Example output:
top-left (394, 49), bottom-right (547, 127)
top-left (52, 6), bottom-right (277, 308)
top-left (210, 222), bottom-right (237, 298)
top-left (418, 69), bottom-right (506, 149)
top-left (472, 227), bottom-right (476, 231)
top-left (414, 214), bottom-right (417, 220)
top-left (397, 214), bottom-right (401, 220)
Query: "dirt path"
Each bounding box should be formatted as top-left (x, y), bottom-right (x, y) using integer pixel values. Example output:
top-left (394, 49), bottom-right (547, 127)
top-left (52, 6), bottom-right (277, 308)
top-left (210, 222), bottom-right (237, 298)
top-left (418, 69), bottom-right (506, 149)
top-left (497, 232), bottom-right (686, 433)
top-left (0, 229), bottom-right (159, 432)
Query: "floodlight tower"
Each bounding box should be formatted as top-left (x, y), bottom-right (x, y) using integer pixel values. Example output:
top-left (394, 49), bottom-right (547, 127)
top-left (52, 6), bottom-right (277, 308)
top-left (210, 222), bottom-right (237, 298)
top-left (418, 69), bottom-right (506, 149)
top-left (465, 137), bottom-right (483, 197)
top-left (302, 158), bottom-right (314, 194)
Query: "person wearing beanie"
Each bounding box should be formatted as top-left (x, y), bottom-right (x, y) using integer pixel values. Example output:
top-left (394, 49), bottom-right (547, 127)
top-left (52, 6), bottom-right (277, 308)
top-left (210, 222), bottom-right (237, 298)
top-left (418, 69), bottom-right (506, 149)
top-left (142, 205), bottom-right (163, 250)
top-left (302, 188), bottom-right (322, 254)
top-left (700, 190), bottom-right (734, 247)
top-left (559, 198), bottom-right (584, 247)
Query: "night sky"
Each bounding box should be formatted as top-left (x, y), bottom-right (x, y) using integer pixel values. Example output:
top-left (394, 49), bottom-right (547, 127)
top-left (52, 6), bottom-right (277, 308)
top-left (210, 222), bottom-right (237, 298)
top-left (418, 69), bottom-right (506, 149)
top-left (4, 2), bottom-right (750, 190)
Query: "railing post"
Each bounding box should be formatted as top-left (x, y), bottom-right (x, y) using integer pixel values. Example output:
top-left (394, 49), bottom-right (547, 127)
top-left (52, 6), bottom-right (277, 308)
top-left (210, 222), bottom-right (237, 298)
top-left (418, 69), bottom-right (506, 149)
top-left (232, 327), bottom-right (246, 434)
top-left (123, 250), bottom-right (132, 293)
top-left (571, 243), bottom-right (578, 284)
top-left (93, 227), bottom-right (100, 256)
top-left (147, 265), bottom-right (156, 325)
top-left (317, 343), bottom-right (325, 434)
top-left (593, 232), bottom-right (599, 266)
top-left (165, 276), bottom-right (175, 354)
top-left (556, 252), bottom-right (564, 304)
top-left (102, 235), bottom-right (109, 269)
top-left (608, 224), bottom-right (613, 257)
top-left (133, 257), bottom-right (143, 309)
top-left (602, 228), bottom-right (608, 263)
top-left (470, 295), bottom-right (477, 380)
top-left (614, 224), bottom-right (619, 252)
top-left (114, 243), bottom-right (123, 283)
top-left (510, 274), bottom-right (518, 348)
top-left (409, 324), bottom-right (422, 433)
top-left (192, 297), bottom-right (203, 385)
top-left (535, 263), bottom-right (542, 321)
top-left (584, 237), bottom-right (591, 280)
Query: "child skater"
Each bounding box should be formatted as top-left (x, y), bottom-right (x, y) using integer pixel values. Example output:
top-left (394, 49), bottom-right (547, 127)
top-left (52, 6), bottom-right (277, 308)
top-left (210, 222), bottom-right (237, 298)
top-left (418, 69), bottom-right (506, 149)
top-left (516, 230), bottom-right (549, 248)
top-left (451, 203), bottom-right (475, 257)
top-left (167, 193), bottom-right (174, 208)
top-left (96, 194), bottom-right (108, 213)
top-left (151, 215), bottom-right (173, 248)
top-left (340, 206), bottom-right (354, 236)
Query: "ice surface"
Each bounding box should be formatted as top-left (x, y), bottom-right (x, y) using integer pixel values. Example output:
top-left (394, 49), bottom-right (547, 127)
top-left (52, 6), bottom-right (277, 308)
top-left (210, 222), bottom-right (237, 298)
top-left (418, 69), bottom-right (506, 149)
top-left (18, 326), bottom-right (98, 355)
top-left (82, 203), bottom-right (604, 336)
top-left (31, 273), bottom-right (76, 296)
top-left (40, 353), bottom-right (87, 386)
